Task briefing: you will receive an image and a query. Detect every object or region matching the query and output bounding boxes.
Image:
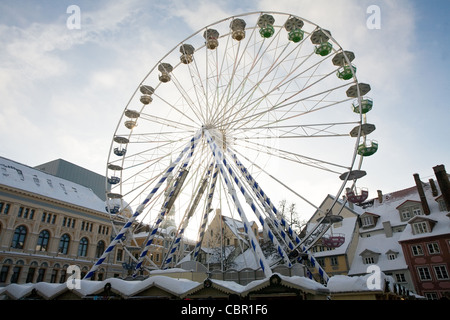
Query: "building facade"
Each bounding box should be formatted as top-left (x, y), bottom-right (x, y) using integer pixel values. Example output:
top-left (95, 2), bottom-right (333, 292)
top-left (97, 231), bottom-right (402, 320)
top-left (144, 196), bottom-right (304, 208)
top-left (398, 166), bottom-right (450, 299)
top-left (0, 157), bottom-right (127, 285)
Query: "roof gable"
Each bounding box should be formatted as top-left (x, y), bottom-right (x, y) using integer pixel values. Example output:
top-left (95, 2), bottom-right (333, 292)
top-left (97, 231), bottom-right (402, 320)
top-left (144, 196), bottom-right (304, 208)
top-left (395, 200), bottom-right (422, 210)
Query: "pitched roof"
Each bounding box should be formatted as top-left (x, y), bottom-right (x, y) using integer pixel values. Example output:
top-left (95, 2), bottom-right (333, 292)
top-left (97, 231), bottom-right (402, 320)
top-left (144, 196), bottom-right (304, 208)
top-left (0, 156), bottom-right (107, 214)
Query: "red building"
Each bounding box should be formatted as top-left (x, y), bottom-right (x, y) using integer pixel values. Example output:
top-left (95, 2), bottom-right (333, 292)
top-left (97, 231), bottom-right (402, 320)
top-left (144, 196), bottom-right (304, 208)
top-left (399, 165), bottom-right (450, 299)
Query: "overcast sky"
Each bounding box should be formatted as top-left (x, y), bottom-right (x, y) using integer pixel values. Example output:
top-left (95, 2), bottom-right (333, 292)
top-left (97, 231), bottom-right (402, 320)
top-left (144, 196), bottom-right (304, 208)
top-left (1, 0), bottom-right (449, 215)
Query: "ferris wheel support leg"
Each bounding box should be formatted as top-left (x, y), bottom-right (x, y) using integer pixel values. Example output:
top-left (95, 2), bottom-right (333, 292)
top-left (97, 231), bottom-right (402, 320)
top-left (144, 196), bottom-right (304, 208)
top-left (228, 151), bottom-right (301, 249)
top-left (132, 134), bottom-right (200, 277)
top-left (219, 152), bottom-right (292, 268)
top-left (204, 129), bottom-right (273, 278)
top-left (163, 164), bottom-right (212, 268)
top-left (84, 131), bottom-right (201, 280)
top-left (193, 165), bottom-right (219, 261)
top-left (229, 150), bottom-right (330, 283)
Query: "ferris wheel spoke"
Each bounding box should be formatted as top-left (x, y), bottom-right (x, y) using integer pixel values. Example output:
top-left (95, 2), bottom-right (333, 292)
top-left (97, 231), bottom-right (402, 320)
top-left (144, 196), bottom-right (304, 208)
top-left (170, 71), bottom-right (206, 124)
top-left (232, 148), bottom-right (323, 212)
top-left (209, 24), bottom-right (295, 127)
top-left (228, 79), bottom-right (351, 132)
top-left (233, 139), bottom-right (350, 174)
top-left (152, 92), bottom-right (200, 126)
top-left (224, 62), bottom-right (341, 131)
top-left (234, 121), bottom-right (359, 139)
top-left (223, 35), bottom-right (333, 128)
top-left (220, 40), bottom-right (315, 129)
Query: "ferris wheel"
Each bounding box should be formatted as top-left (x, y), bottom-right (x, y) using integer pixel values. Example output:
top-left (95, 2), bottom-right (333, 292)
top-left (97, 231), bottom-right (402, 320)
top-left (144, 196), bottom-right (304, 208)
top-left (85, 12), bottom-right (376, 281)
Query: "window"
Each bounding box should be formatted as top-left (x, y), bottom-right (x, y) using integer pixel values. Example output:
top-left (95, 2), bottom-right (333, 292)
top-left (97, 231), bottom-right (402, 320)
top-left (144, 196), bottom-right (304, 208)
top-left (0, 265), bottom-right (10, 282)
top-left (427, 243), bottom-right (440, 254)
top-left (26, 267), bottom-right (36, 283)
top-left (424, 292), bottom-right (439, 300)
top-left (58, 234), bottom-right (70, 254)
top-left (317, 258), bottom-right (325, 267)
top-left (411, 245), bottom-right (423, 256)
top-left (330, 257), bottom-right (339, 266)
top-left (388, 253), bottom-right (397, 260)
top-left (78, 237), bottom-right (89, 257)
top-left (96, 241), bottom-right (105, 258)
top-left (0, 202), bottom-right (10, 214)
top-left (36, 230), bottom-right (50, 251)
top-left (412, 206), bottom-right (422, 217)
top-left (433, 265), bottom-right (449, 280)
top-left (395, 273), bottom-right (406, 283)
top-left (361, 216), bottom-right (374, 227)
top-left (18, 207), bottom-right (34, 220)
top-left (116, 249), bottom-right (123, 262)
top-left (412, 222), bottom-right (429, 234)
top-left (10, 266), bottom-right (21, 283)
top-left (417, 266), bottom-right (432, 281)
top-left (401, 209), bottom-right (411, 220)
top-left (36, 266), bottom-right (46, 282)
top-left (11, 225), bottom-right (27, 249)
top-left (364, 257), bottom-right (375, 264)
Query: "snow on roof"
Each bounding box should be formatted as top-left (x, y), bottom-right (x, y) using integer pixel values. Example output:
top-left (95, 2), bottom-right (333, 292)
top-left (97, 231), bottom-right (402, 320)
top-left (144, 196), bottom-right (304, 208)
top-left (327, 273), bottom-right (396, 293)
top-left (222, 215), bottom-right (251, 244)
top-left (0, 156), bottom-right (107, 213)
top-left (0, 273), bottom-right (329, 300)
top-left (348, 231), bottom-right (408, 276)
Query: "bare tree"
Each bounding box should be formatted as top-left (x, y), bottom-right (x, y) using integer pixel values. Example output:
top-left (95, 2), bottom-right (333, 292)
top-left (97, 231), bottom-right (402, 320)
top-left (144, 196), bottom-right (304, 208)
top-left (278, 200), bottom-right (306, 235)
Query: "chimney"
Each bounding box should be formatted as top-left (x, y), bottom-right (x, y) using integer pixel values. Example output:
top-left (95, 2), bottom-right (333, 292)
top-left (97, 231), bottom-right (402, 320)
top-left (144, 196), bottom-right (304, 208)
top-left (382, 221), bottom-right (393, 238)
top-left (377, 190), bottom-right (383, 203)
top-left (433, 165), bottom-right (450, 212)
top-left (429, 179), bottom-right (438, 197)
top-left (414, 173), bottom-right (430, 215)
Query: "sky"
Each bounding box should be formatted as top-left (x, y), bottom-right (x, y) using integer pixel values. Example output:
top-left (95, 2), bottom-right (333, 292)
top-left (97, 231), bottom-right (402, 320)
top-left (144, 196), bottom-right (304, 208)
top-left (0, 0), bottom-right (449, 224)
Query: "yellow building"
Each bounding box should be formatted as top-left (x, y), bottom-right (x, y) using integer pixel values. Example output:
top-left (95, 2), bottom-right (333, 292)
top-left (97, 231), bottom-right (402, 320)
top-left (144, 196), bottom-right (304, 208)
top-left (302, 195), bottom-right (360, 282)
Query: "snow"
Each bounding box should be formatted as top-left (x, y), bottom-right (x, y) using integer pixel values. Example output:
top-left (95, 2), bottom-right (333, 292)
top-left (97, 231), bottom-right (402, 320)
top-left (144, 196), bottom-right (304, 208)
top-left (327, 273), bottom-right (395, 293)
top-left (348, 231), bottom-right (408, 276)
top-left (0, 156), bottom-right (107, 213)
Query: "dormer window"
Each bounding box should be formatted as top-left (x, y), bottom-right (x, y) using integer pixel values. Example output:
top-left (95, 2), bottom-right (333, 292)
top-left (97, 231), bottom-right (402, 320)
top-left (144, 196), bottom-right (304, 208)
top-left (408, 216), bottom-right (437, 235)
top-left (386, 249), bottom-right (399, 260)
top-left (360, 249), bottom-right (380, 265)
top-left (360, 212), bottom-right (380, 228)
top-left (412, 221), bottom-right (429, 234)
top-left (396, 200), bottom-right (423, 222)
top-left (401, 209), bottom-right (411, 220)
top-left (362, 216), bottom-right (374, 227)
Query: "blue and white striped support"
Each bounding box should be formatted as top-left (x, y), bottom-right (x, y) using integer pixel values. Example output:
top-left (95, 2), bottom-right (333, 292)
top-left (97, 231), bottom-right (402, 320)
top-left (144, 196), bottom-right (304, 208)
top-left (229, 152), bottom-right (297, 250)
top-left (204, 129), bottom-right (273, 278)
top-left (229, 150), bottom-right (330, 283)
top-left (219, 156), bottom-right (292, 268)
top-left (132, 133), bottom-right (199, 276)
top-left (84, 131), bottom-right (201, 280)
top-left (162, 164), bottom-right (212, 268)
top-left (229, 152), bottom-right (302, 247)
top-left (193, 165), bottom-right (219, 261)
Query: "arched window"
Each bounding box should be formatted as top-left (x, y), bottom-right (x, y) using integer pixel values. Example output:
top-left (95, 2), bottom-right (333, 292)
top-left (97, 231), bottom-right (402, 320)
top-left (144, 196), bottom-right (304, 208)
top-left (95, 240), bottom-right (105, 258)
top-left (78, 237), bottom-right (88, 257)
top-left (58, 234), bottom-right (70, 255)
top-left (36, 230), bottom-right (50, 251)
top-left (11, 225), bottom-right (27, 249)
